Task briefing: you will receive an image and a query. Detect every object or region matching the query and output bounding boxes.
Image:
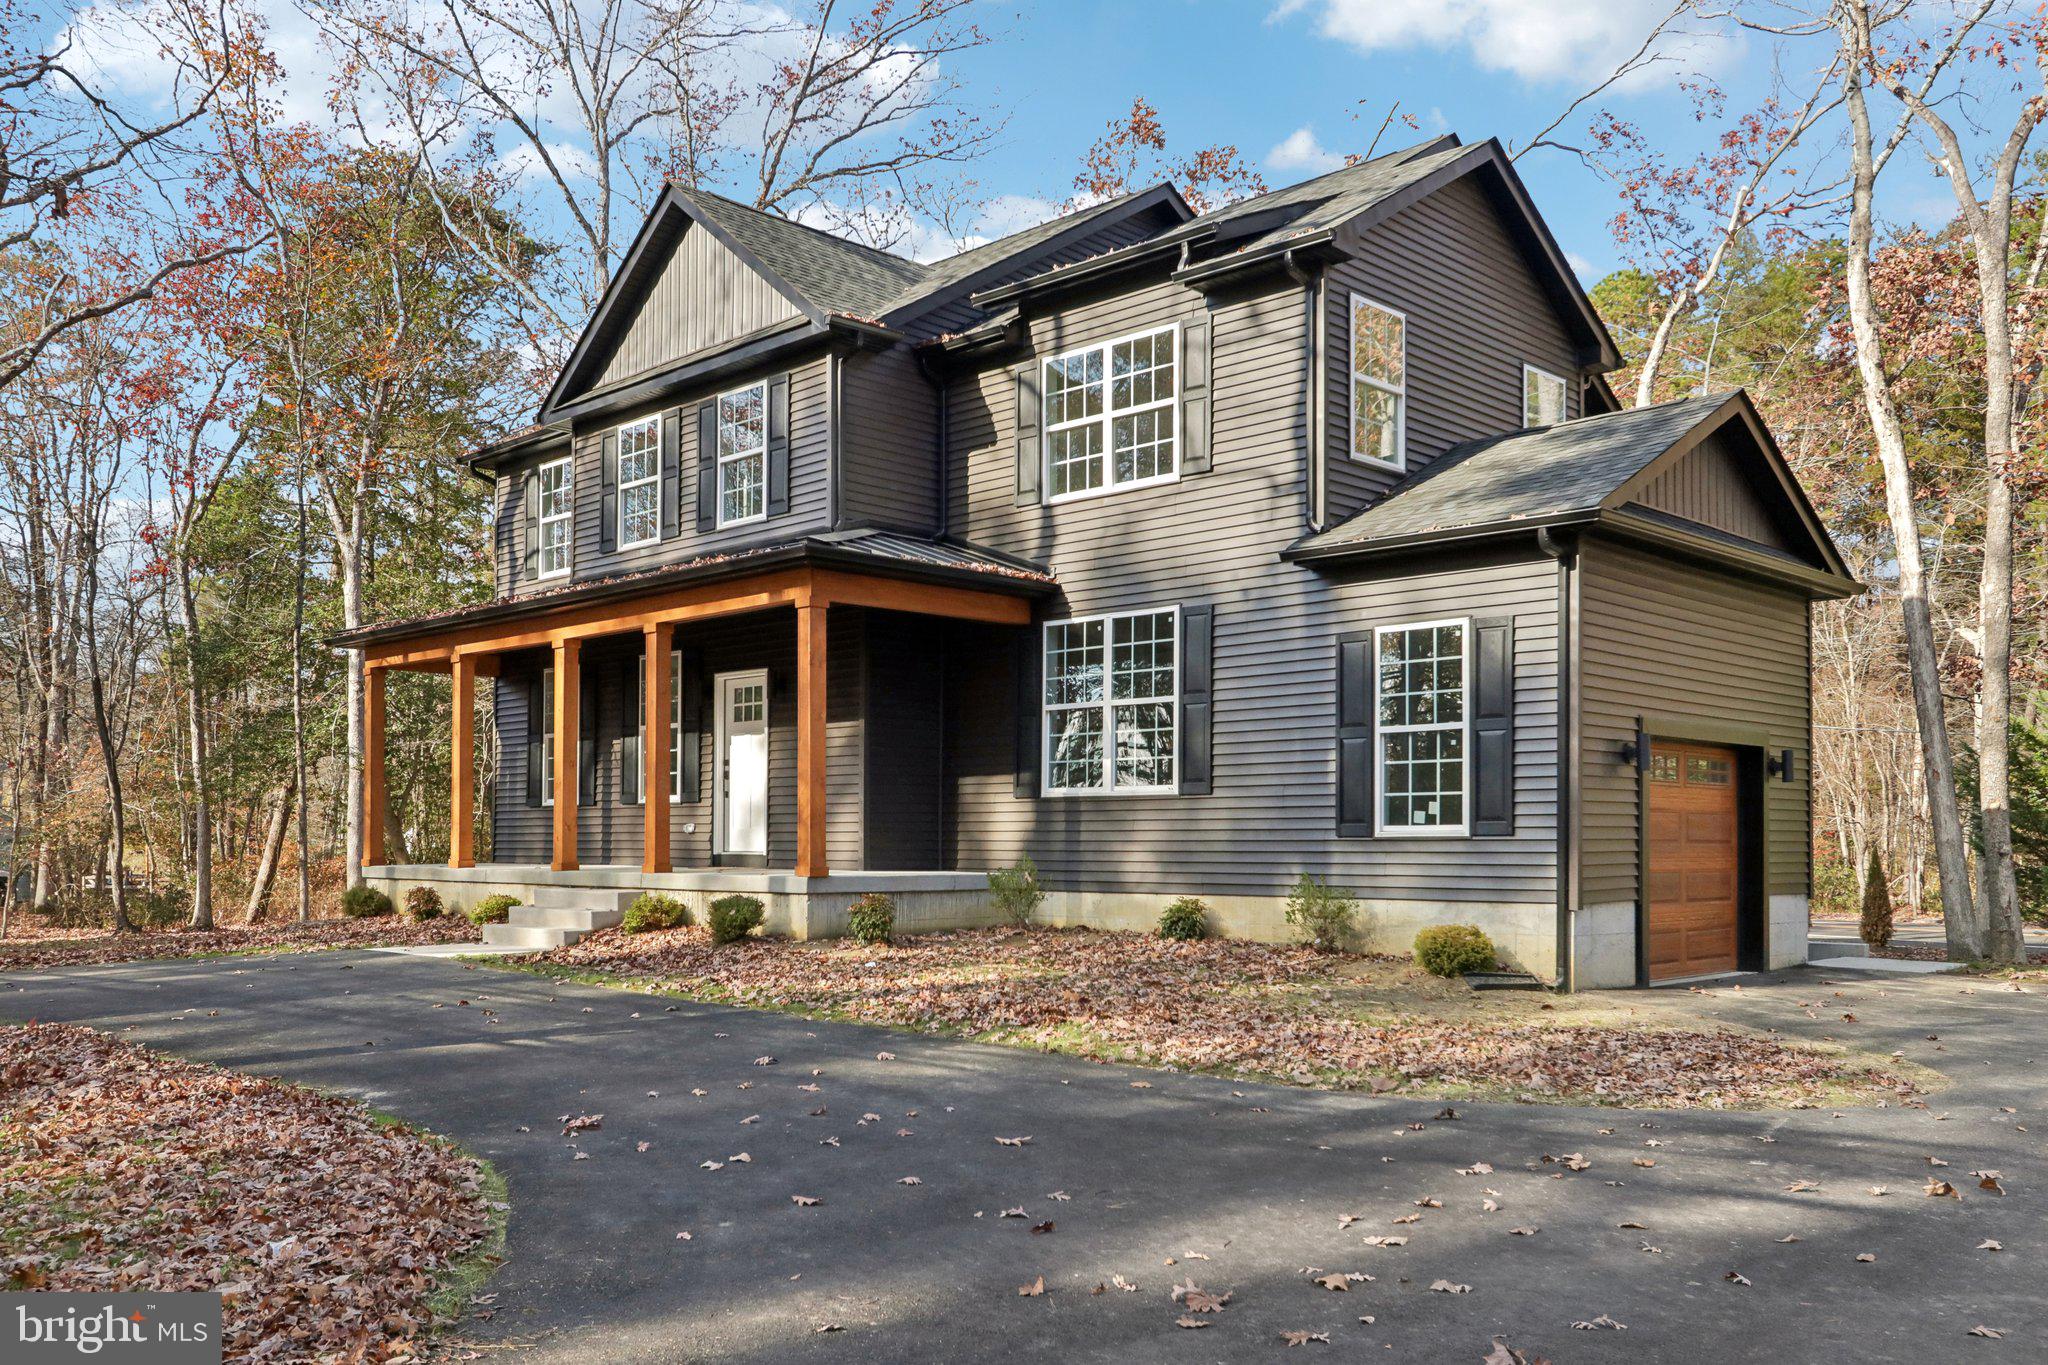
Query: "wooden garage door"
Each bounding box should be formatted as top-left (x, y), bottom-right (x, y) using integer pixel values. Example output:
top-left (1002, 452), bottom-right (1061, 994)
top-left (1646, 741), bottom-right (1739, 980)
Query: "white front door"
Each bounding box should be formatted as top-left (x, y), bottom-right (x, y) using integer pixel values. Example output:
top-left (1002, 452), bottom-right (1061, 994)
top-left (715, 670), bottom-right (769, 857)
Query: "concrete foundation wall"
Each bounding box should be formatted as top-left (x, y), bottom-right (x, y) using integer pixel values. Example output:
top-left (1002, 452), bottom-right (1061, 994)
top-left (1574, 902), bottom-right (1638, 990)
top-left (1769, 894), bottom-right (1810, 970)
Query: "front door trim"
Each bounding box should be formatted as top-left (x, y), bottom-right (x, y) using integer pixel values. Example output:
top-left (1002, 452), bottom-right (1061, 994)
top-left (1637, 732), bottom-right (1760, 985)
top-left (713, 668), bottom-right (770, 861)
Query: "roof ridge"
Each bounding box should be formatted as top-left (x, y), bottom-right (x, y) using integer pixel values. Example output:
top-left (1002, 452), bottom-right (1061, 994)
top-left (674, 184), bottom-right (931, 280)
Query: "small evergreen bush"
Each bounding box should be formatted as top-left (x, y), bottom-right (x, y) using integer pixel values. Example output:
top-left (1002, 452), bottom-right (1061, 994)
top-left (1859, 848), bottom-right (1895, 950)
top-left (988, 856), bottom-right (1044, 926)
top-left (847, 892), bottom-right (895, 946)
top-left (341, 885), bottom-right (395, 919)
top-left (1284, 874), bottom-right (1356, 952)
top-left (1157, 896), bottom-right (1208, 941)
top-left (469, 893), bottom-right (520, 926)
top-left (624, 892), bottom-right (689, 934)
top-left (404, 886), bottom-right (444, 922)
top-left (709, 894), bottom-right (765, 946)
top-left (1414, 923), bottom-right (1497, 977)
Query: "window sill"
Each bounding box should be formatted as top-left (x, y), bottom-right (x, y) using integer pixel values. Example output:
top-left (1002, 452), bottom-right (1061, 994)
top-left (716, 513), bottom-right (768, 531)
top-left (1348, 452), bottom-right (1405, 473)
top-left (1039, 786), bottom-right (1181, 799)
top-left (1044, 472), bottom-right (1181, 507)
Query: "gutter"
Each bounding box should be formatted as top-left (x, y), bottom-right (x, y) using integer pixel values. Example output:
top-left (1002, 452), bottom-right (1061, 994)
top-left (1538, 527), bottom-right (1579, 992)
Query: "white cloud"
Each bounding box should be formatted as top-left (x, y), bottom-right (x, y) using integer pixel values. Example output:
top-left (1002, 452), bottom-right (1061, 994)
top-left (1267, 126), bottom-right (1346, 175)
top-left (1283, 0), bottom-right (1738, 86)
top-left (499, 142), bottom-right (601, 190)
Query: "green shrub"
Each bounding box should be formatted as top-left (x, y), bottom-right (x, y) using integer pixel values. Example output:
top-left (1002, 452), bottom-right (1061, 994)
top-left (708, 894), bottom-right (765, 946)
top-left (404, 886), bottom-right (444, 922)
top-left (469, 893), bottom-right (520, 926)
top-left (1810, 851), bottom-right (1857, 918)
top-left (341, 885), bottom-right (395, 919)
top-left (1859, 848), bottom-right (1895, 950)
top-left (988, 856), bottom-right (1044, 926)
top-left (848, 892), bottom-right (895, 946)
top-left (1284, 874), bottom-right (1356, 952)
top-left (624, 892), bottom-right (689, 934)
top-left (1157, 896), bottom-right (1208, 941)
top-left (1414, 923), bottom-right (1497, 977)
top-left (129, 889), bottom-right (185, 930)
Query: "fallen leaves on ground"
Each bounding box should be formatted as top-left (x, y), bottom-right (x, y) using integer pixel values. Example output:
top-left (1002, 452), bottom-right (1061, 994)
top-left (524, 926), bottom-right (1904, 1107)
top-left (0, 1022), bottom-right (492, 1361)
top-left (0, 916), bottom-right (480, 971)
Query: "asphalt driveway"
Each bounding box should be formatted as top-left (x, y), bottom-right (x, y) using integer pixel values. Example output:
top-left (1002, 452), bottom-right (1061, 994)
top-left (4, 952), bottom-right (2041, 1363)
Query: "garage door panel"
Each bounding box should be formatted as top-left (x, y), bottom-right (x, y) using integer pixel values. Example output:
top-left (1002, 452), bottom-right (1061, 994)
top-left (1646, 741), bottom-right (1740, 980)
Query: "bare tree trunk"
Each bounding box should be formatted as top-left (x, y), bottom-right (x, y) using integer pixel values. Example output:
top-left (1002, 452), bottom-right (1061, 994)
top-left (1833, 3), bottom-right (1984, 958)
top-left (175, 557), bottom-right (215, 929)
top-left (242, 779), bottom-right (294, 923)
top-left (293, 452), bottom-right (312, 922)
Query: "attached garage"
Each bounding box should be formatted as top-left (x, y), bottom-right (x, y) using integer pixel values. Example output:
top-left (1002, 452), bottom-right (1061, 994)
top-left (1645, 741), bottom-right (1741, 981)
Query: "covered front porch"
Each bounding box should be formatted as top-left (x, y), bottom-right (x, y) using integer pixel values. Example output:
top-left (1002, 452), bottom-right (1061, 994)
top-left (343, 547), bottom-right (1047, 900)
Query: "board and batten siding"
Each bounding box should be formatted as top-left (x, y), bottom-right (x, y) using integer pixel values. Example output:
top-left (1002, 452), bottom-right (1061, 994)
top-left (1629, 430), bottom-right (1802, 557)
top-left (1324, 175), bottom-right (1582, 525)
top-left (597, 222), bottom-right (803, 387)
top-left (941, 265), bottom-right (1559, 904)
top-left (1576, 537), bottom-right (1812, 905)
top-left (494, 351), bottom-right (833, 600)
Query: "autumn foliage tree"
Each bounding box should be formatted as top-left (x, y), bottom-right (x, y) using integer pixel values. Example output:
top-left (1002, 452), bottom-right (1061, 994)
top-left (1072, 97), bottom-right (1267, 213)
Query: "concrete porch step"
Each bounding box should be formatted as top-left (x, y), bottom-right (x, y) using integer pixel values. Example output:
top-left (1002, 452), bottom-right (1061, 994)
top-left (508, 905), bottom-right (624, 932)
top-left (483, 922), bottom-right (587, 950)
top-left (530, 885), bottom-right (639, 914)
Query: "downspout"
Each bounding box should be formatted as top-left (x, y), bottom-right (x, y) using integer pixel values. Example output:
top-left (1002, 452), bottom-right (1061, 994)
top-left (1284, 249), bottom-right (1326, 532)
top-left (828, 350), bottom-right (844, 529)
top-left (1538, 527), bottom-right (1578, 991)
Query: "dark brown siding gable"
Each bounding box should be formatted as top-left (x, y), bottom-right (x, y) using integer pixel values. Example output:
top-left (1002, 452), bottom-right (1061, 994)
top-left (1628, 429), bottom-right (1806, 557)
top-left (596, 221), bottom-right (804, 387)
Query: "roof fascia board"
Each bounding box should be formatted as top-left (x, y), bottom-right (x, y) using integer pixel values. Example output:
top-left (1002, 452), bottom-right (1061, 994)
top-left (1281, 508), bottom-right (1601, 562)
top-left (468, 427), bottom-right (571, 476)
top-left (1595, 509), bottom-right (1863, 599)
top-left (969, 236), bottom-right (1193, 310)
top-left (544, 316), bottom-right (826, 425)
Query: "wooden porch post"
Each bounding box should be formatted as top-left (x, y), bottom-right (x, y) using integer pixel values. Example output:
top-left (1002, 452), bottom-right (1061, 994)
top-left (362, 661), bottom-right (387, 867)
top-left (449, 654), bottom-right (476, 869)
top-left (552, 637), bottom-right (580, 872)
top-left (795, 600), bottom-right (828, 878)
top-left (643, 622), bottom-right (672, 873)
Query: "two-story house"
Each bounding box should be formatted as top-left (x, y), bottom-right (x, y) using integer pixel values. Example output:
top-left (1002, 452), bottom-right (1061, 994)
top-left (335, 134), bottom-right (1859, 989)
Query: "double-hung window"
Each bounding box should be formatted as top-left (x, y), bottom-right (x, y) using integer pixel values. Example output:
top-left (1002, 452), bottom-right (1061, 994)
top-left (1374, 620), bottom-right (1467, 834)
top-left (1043, 608), bottom-right (1178, 794)
top-left (1523, 365), bottom-right (1568, 428)
top-left (617, 416), bottom-right (660, 547)
top-left (1349, 294), bottom-right (1406, 468)
top-left (539, 665), bottom-right (556, 806)
top-left (1043, 326), bottom-right (1177, 500)
top-left (716, 383), bottom-right (767, 527)
top-left (537, 457), bottom-right (572, 577)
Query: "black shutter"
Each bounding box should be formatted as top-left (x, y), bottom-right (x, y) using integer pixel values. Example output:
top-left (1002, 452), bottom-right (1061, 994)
top-left (1471, 616), bottom-right (1515, 836)
top-left (766, 373), bottom-right (791, 516)
top-left (660, 408), bottom-right (680, 539)
top-left (521, 471), bottom-right (539, 580)
top-left (1013, 628), bottom-right (1040, 797)
top-left (695, 401), bottom-right (718, 532)
top-left (1179, 605), bottom-right (1213, 795)
top-left (1013, 363), bottom-right (1040, 507)
top-left (678, 647), bottom-right (703, 803)
top-left (524, 671), bottom-right (544, 806)
top-left (1180, 316), bottom-right (1211, 474)
top-left (577, 660), bottom-right (597, 807)
top-left (599, 431), bottom-right (618, 553)
top-left (1336, 630), bottom-right (1375, 837)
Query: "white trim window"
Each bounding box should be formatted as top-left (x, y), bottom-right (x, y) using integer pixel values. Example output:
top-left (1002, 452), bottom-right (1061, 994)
top-left (1043, 325), bottom-right (1178, 500)
top-left (537, 457), bottom-right (573, 578)
top-left (539, 665), bottom-right (556, 806)
top-left (617, 415), bottom-right (661, 547)
top-left (1349, 294), bottom-right (1407, 468)
top-left (1043, 608), bottom-right (1178, 794)
top-left (716, 382), bottom-right (767, 527)
top-left (1523, 365), bottom-right (1568, 428)
top-left (1374, 619), bottom-right (1468, 835)
top-left (669, 648), bottom-right (684, 802)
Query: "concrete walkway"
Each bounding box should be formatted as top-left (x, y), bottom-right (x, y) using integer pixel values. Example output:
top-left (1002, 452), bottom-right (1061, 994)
top-left (3, 953), bottom-right (2041, 1363)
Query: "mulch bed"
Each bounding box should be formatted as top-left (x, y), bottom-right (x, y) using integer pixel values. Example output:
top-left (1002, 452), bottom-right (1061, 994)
top-left (0, 917), bottom-right (480, 972)
top-left (0, 1022), bottom-right (497, 1361)
top-left (528, 925), bottom-right (1911, 1109)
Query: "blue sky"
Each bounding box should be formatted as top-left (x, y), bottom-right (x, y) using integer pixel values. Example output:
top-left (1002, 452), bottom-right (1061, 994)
top-left (925, 0), bottom-right (1804, 285)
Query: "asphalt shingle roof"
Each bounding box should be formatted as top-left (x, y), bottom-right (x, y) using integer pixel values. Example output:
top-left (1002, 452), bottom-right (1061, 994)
top-left (1298, 394), bottom-right (1734, 551)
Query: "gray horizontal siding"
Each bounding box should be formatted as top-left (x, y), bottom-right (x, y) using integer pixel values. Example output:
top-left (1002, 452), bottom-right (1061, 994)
top-left (942, 264), bottom-right (1560, 903)
top-left (1324, 175), bottom-right (1582, 526)
top-left (838, 345), bottom-right (940, 533)
top-left (1577, 537), bottom-right (1812, 904)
